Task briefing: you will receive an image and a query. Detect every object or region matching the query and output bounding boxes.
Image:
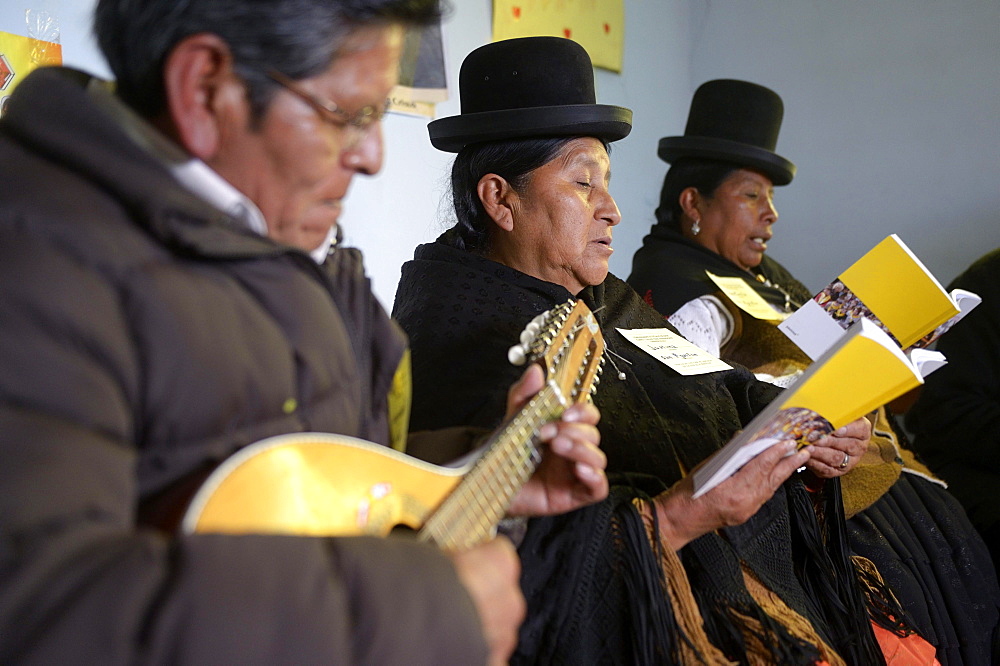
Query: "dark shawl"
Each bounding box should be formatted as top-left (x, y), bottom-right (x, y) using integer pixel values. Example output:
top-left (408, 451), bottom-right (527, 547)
top-left (394, 239), bottom-right (886, 665)
top-left (628, 226), bottom-right (1000, 665)
top-left (627, 222), bottom-right (810, 317)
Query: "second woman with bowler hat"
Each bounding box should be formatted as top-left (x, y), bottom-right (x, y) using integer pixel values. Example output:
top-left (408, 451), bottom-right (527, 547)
top-left (628, 79), bottom-right (1000, 665)
top-left (394, 37), bottom-right (905, 665)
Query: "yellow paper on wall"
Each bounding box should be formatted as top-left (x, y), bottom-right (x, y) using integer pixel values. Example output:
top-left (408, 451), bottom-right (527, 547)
top-left (492, 0), bottom-right (624, 72)
top-left (0, 31), bottom-right (62, 116)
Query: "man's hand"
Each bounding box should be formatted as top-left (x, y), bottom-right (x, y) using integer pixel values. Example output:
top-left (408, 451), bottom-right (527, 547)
top-left (503, 364), bottom-right (608, 516)
top-left (803, 416), bottom-right (870, 478)
top-left (449, 539), bottom-right (525, 666)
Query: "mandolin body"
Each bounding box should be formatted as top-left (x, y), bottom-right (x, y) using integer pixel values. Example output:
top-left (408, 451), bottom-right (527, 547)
top-left (182, 433), bottom-right (466, 537)
top-left (181, 299), bottom-right (603, 548)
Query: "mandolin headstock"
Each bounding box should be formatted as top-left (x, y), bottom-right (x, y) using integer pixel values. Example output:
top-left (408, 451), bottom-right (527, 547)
top-left (420, 300), bottom-right (606, 549)
top-left (508, 299), bottom-right (605, 406)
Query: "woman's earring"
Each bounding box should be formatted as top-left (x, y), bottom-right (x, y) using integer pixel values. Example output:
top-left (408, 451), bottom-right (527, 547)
top-left (691, 219), bottom-right (701, 236)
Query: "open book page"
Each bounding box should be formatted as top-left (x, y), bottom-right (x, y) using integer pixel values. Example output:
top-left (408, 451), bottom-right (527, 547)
top-left (907, 348), bottom-right (948, 376)
top-left (908, 288), bottom-right (983, 351)
top-left (692, 318), bottom-right (923, 498)
top-left (778, 234), bottom-right (961, 360)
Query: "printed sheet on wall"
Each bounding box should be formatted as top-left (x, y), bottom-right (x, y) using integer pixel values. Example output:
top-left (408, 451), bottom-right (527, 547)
top-left (388, 23), bottom-right (447, 119)
top-left (0, 30), bottom-right (62, 117)
top-left (492, 0), bottom-right (625, 72)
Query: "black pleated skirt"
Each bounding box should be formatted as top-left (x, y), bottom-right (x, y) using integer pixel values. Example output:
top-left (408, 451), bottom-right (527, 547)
top-left (848, 473), bottom-right (1000, 665)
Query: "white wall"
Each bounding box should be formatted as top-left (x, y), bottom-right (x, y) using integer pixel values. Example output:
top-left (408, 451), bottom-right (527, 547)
top-left (6, 0), bottom-right (998, 304)
top-left (0, 1), bottom-right (109, 78)
top-left (342, 0), bottom-right (692, 307)
top-left (687, 0), bottom-right (1000, 291)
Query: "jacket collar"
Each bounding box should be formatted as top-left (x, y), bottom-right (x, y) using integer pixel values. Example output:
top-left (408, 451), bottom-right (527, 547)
top-left (4, 67), bottom-right (295, 262)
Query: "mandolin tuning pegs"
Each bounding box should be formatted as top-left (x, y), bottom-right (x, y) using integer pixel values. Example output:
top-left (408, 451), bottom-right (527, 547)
top-left (507, 344), bottom-right (527, 366)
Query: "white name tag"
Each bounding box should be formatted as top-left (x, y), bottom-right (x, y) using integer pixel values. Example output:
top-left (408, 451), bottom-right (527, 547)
top-left (707, 272), bottom-right (786, 322)
top-left (617, 328), bottom-right (733, 376)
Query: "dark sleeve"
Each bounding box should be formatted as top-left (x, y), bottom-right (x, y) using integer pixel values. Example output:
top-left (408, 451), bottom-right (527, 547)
top-left (722, 364), bottom-right (785, 427)
top-left (0, 235), bottom-right (487, 665)
top-left (627, 240), bottom-right (715, 317)
top-left (907, 254), bottom-right (1000, 471)
top-left (406, 426), bottom-right (489, 465)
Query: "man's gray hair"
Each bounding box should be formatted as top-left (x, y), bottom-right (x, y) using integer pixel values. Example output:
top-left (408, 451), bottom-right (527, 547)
top-left (94, 0), bottom-right (443, 118)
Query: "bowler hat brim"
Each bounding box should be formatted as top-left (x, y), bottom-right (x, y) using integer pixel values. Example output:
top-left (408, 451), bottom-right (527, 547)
top-left (430, 104), bottom-right (633, 152)
top-left (658, 136), bottom-right (796, 185)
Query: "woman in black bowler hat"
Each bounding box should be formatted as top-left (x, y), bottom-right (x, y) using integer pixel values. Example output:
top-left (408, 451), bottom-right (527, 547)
top-left (394, 37), bottom-right (904, 665)
top-left (628, 79), bottom-right (1000, 665)
top-left (627, 78), bottom-right (801, 351)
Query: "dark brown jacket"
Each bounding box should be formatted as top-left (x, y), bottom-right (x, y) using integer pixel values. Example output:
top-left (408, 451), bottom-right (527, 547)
top-left (0, 68), bottom-right (486, 665)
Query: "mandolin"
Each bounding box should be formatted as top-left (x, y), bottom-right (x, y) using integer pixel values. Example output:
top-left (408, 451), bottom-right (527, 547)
top-left (181, 299), bottom-right (605, 550)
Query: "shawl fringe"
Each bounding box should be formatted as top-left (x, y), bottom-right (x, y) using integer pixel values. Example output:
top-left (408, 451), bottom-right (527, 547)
top-left (683, 535), bottom-right (823, 665)
top-left (740, 566), bottom-right (845, 666)
top-left (634, 497), bottom-right (734, 665)
top-left (788, 479), bottom-right (889, 664)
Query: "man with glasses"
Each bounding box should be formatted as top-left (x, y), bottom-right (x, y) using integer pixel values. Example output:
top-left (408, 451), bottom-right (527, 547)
top-left (0, 1), bottom-right (607, 663)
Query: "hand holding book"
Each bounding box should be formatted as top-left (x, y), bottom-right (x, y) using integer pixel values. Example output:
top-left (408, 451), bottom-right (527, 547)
top-left (655, 440), bottom-right (811, 550)
top-left (693, 318), bottom-right (922, 498)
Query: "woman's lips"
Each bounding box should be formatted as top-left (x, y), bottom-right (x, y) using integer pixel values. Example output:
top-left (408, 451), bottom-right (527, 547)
top-left (593, 236), bottom-right (614, 254)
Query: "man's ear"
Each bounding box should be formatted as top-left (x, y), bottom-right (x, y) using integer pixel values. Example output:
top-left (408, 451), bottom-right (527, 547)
top-left (160, 33), bottom-right (246, 160)
top-left (477, 173), bottom-right (516, 232)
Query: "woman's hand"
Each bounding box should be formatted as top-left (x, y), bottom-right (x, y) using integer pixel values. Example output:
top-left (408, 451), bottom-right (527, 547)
top-left (505, 364), bottom-right (608, 517)
top-left (802, 416), bottom-right (870, 478)
top-left (654, 440), bottom-right (810, 550)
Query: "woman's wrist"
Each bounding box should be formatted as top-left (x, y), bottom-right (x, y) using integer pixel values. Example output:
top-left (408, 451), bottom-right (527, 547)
top-left (653, 488), bottom-right (697, 552)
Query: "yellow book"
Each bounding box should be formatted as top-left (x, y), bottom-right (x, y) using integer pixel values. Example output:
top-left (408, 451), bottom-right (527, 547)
top-left (778, 235), bottom-right (962, 360)
top-left (692, 318), bottom-right (924, 498)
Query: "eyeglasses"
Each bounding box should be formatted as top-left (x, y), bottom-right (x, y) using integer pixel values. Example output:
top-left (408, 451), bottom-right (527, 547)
top-left (266, 69), bottom-right (387, 146)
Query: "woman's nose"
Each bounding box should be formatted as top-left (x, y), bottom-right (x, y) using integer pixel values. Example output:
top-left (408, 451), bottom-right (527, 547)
top-left (601, 191), bottom-right (622, 226)
top-left (763, 196), bottom-right (778, 224)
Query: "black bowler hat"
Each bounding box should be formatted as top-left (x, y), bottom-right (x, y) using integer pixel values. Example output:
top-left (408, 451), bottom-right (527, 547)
top-left (658, 79), bottom-right (796, 185)
top-left (429, 36), bottom-right (632, 152)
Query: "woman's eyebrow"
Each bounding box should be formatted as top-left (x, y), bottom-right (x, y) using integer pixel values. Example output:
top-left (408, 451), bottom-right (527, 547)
top-left (566, 154), bottom-right (612, 183)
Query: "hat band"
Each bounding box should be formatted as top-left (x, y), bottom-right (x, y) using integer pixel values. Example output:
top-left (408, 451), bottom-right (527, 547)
top-left (430, 104), bottom-right (632, 152)
top-left (657, 135), bottom-right (796, 185)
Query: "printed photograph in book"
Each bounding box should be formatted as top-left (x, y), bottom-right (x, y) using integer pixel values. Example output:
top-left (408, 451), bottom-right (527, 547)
top-left (752, 407), bottom-right (833, 449)
top-left (814, 279), bottom-right (897, 345)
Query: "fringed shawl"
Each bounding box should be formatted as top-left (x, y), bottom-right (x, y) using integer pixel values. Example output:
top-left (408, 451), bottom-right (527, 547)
top-left (394, 238), bottom-right (886, 665)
